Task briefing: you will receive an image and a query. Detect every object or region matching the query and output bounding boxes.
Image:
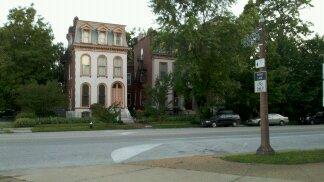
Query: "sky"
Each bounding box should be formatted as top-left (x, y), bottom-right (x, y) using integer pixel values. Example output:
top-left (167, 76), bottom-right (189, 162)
top-left (0, 0), bottom-right (323, 46)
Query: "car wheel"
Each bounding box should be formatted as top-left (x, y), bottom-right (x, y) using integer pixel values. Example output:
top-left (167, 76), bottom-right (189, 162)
top-left (212, 123), bottom-right (217, 128)
top-left (279, 121), bottom-right (285, 126)
top-left (232, 121), bottom-right (237, 127)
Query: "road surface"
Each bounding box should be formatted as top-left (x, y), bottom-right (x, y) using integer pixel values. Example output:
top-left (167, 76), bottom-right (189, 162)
top-left (1, 125), bottom-right (324, 171)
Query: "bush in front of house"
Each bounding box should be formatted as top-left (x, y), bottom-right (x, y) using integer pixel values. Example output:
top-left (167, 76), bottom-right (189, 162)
top-left (90, 103), bottom-right (120, 123)
top-left (15, 112), bottom-right (37, 119)
top-left (15, 81), bottom-right (67, 117)
top-left (37, 117), bottom-right (95, 125)
top-left (14, 117), bottom-right (97, 127)
top-left (14, 118), bottom-right (38, 127)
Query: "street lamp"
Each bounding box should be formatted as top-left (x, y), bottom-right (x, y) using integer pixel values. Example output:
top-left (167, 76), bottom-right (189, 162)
top-left (256, 15), bottom-right (275, 155)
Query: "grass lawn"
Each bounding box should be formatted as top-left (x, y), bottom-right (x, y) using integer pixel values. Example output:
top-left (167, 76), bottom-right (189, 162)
top-left (0, 121), bottom-right (14, 129)
top-left (31, 122), bottom-right (143, 132)
top-left (31, 120), bottom-right (200, 132)
top-left (221, 149), bottom-right (324, 165)
top-left (150, 121), bottom-right (199, 128)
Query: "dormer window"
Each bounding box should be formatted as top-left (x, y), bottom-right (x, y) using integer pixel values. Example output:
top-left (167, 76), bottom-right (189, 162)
top-left (113, 28), bottom-right (123, 46)
top-left (82, 30), bottom-right (90, 43)
top-left (115, 33), bottom-right (122, 46)
top-left (98, 32), bottom-right (106, 44)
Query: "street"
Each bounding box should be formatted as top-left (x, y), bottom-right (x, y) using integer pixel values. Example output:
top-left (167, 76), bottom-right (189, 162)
top-left (1, 125), bottom-right (324, 171)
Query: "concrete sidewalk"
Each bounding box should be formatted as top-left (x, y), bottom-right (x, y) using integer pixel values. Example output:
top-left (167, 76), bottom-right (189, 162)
top-left (1, 155), bottom-right (324, 182)
top-left (0, 163), bottom-right (298, 182)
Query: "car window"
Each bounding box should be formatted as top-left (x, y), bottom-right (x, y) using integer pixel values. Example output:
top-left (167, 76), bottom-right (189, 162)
top-left (219, 114), bottom-right (226, 119)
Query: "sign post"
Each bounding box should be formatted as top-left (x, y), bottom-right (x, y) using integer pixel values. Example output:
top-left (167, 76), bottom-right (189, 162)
top-left (254, 71), bottom-right (267, 93)
top-left (256, 16), bottom-right (275, 155)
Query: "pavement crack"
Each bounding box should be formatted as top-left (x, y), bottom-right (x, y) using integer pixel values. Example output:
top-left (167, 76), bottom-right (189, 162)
top-left (297, 165), bottom-right (314, 182)
top-left (230, 164), bottom-right (253, 182)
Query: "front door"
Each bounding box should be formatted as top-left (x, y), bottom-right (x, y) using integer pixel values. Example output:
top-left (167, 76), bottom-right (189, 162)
top-left (112, 83), bottom-right (124, 107)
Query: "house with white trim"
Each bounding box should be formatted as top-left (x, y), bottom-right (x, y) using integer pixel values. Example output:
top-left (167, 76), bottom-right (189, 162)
top-left (64, 17), bottom-right (132, 122)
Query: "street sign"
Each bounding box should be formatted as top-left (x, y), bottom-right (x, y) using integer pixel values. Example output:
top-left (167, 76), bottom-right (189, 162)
top-left (255, 58), bottom-right (265, 68)
top-left (242, 29), bottom-right (261, 47)
top-left (254, 71), bottom-right (267, 93)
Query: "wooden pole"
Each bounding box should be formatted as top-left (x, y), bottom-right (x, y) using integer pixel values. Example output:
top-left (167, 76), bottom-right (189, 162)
top-left (256, 16), bottom-right (275, 155)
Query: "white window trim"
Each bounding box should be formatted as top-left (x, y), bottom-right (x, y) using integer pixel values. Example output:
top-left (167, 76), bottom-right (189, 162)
top-left (114, 32), bottom-right (123, 46)
top-left (82, 29), bottom-right (91, 43)
top-left (97, 56), bottom-right (107, 77)
top-left (98, 31), bottom-right (107, 45)
top-left (113, 57), bottom-right (123, 78)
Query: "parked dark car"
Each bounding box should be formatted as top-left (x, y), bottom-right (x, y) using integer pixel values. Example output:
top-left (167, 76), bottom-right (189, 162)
top-left (302, 111), bottom-right (324, 125)
top-left (201, 110), bottom-right (240, 127)
top-left (0, 109), bottom-right (16, 118)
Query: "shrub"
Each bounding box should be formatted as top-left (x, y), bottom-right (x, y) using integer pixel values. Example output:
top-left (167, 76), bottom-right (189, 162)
top-left (15, 81), bottom-right (67, 117)
top-left (37, 117), bottom-right (95, 124)
top-left (90, 103), bottom-right (120, 123)
top-left (14, 118), bottom-right (38, 127)
top-left (166, 115), bottom-right (198, 122)
top-left (15, 112), bottom-right (37, 119)
top-left (138, 117), bottom-right (156, 124)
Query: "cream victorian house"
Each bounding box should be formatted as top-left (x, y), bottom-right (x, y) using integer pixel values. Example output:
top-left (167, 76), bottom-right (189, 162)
top-left (64, 17), bottom-right (132, 122)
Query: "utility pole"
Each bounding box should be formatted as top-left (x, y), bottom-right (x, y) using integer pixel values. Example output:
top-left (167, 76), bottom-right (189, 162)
top-left (256, 16), bottom-right (275, 155)
top-left (321, 54), bottom-right (324, 107)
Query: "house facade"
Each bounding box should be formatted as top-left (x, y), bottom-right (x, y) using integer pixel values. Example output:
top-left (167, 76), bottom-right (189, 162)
top-left (64, 17), bottom-right (132, 121)
top-left (129, 35), bottom-right (194, 113)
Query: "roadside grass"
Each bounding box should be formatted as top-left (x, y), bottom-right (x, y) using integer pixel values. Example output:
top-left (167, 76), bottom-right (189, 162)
top-left (221, 149), bottom-right (324, 165)
top-left (31, 122), bottom-right (143, 132)
top-left (150, 121), bottom-right (199, 128)
top-left (0, 121), bottom-right (14, 129)
top-left (31, 120), bottom-right (200, 132)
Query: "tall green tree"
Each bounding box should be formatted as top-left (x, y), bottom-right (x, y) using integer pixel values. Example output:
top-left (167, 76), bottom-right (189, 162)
top-left (227, 0), bottom-right (323, 121)
top-left (0, 4), bottom-right (64, 110)
top-left (150, 0), bottom-right (240, 115)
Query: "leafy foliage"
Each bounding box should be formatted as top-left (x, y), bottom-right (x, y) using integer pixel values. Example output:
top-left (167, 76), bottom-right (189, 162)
top-left (15, 112), bottom-right (37, 119)
top-left (15, 81), bottom-right (67, 117)
top-left (0, 4), bottom-right (64, 110)
top-left (144, 74), bottom-right (173, 120)
top-left (150, 0), bottom-right (324, 122)
top-left (90, 103), bottom-right (120, 123)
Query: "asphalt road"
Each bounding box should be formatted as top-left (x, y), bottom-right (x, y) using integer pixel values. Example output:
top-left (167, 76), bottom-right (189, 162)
top-left (1, 125), bottom-right (324, 171)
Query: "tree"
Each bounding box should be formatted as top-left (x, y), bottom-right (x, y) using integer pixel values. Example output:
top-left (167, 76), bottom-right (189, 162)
top-left (145, 74), bottom-right (173, 120)
top-left (150, 0), bottom-right (247, 116)
top-left (0, 4), bottom-right (64, 110)
top-left (227, 0), bottom-right (322, 122)
top-left (15, 81), bottom-right (67, 116)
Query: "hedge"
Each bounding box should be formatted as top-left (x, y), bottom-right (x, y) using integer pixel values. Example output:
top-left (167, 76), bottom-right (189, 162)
top-left (14, 118), bottom-right (38, 127)
top-left (15, 112), bottom-right (37, 119)
top-left (14, 117), bottom-right (97, 128)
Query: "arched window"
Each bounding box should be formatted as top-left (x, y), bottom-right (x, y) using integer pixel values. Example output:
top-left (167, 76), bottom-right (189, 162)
top-left (97, 56), bottom-right (107, 76)
top-left (98, 84), bottom-right (106, 106)
top-left (81, 83), bottom-right (90, 107)
top-left (112, 82), bottom-right (123, 107)
top-left (113, 57), bottom-right (123, 78)
top-left (81, 55), bottom-right (91, 76)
